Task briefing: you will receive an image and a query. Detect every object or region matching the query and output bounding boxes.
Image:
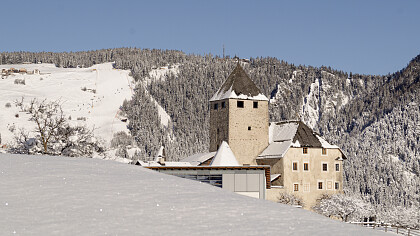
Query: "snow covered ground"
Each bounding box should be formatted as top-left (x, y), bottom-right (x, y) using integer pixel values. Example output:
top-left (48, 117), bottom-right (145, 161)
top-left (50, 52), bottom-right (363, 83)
top-left (0, 154), bottom-right (387, 235)
top-left (0, 63), bottom-right (134, 147)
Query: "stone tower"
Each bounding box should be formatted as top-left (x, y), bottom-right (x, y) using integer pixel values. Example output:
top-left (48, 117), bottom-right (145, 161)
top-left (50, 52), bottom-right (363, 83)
top-left (209, 63), bottom-right (269, 165)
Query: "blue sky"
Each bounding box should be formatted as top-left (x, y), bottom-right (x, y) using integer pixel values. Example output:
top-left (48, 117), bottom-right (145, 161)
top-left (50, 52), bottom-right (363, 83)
top-left (0, 0), bottom-right (419, 75)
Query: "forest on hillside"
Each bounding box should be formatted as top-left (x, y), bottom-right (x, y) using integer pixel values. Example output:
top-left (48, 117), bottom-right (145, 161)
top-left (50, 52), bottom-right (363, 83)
top-left (1, 49), bottom-right (419, 226)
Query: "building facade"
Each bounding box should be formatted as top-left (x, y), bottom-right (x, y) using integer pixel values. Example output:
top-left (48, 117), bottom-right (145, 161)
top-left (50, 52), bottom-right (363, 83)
top-left (206, 64), bottom-right (346, 209)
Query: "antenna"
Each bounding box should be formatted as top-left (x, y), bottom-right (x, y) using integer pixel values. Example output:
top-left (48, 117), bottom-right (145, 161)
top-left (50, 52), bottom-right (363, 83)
top-left (223, 44), bottom-right (225, 58)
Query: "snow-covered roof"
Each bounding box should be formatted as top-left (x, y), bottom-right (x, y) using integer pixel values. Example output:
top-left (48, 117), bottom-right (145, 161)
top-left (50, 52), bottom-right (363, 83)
top-left (270, 174), bottom-right (281, 182)
top-left (135, 160), bottom-right (162, 167)
top-left (210, 63), bottom-right (268, 102)
top-left (163, 162), bottom-right (192, 167)
top-left (269, 122), bottom-right (299, 143)
top-left (180, 152), bottom-right (216, 166)
top-left (210, 141), bottom-right (240, 166)
top-left (259, 121), bottom-right (343, 159)
top-left (258, 140), bottom-right (292, 159)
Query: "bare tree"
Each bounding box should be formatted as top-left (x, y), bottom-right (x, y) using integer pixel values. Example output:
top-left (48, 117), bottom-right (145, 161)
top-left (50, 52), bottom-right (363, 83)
top-left (25, 99), bottom-right (65, 153)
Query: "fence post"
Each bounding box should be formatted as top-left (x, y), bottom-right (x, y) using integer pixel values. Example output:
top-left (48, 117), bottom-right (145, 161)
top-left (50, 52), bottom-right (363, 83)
top-left (385, 225), bottom-right (387, 232)
top-left (407, 227), bottom-right (410, 236)
top-left (396, 226), bottom-right (398, 234)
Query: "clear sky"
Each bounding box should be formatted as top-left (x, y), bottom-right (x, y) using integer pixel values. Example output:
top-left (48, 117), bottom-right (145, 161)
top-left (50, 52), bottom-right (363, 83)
top-left (1, 0), bottom-right (419, 75)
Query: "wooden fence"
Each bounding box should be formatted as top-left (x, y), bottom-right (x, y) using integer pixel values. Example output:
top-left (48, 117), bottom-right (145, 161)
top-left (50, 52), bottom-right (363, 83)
top-left (349, 222), bottom-right (420, 236)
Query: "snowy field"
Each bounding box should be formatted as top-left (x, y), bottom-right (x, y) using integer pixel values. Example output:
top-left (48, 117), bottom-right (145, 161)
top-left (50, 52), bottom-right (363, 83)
top-left (0, 63), bottom-right (134, 147)
top-left (0, 154), bottom-right (387, 235)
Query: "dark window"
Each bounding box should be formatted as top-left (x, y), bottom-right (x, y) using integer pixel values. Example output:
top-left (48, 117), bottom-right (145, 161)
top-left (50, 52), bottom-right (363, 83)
top-left (303, 147), bottom-right (308, 154)
top-left (292, 162), bottom-right (298, 171)
top-left (335, 163), bottom-right (339, 171)
top-left (253, 101), bottom-right (258, 108)
top-left (248, 126), bottom-right (251, 130)
top-left (304, 163), bottom-right (309, 171)
top-left (294, 184), bottom-right (299, 191)
top-left (322, 163), bottom-right (328, 171)
top-left (221, 101), bottom-right (226, 108)
top-left (322, 148), bottom-right (327, 155)
top-left (318, 182), bottom-right (323, 190)
top-left (214, 103), bottom-right (218, 110)
top-left (237, 101), bottom-right (244, 108)
top-left (335, 182), bottom-right (339, 190)
top-left (174, 174), bottom-right (223, 188)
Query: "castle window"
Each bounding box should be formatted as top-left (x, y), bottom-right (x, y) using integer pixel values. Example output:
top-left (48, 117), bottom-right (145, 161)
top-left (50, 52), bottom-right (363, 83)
top-left (322, 148), bottom-right (327, 155)
top-left (292, 162), bottom-right (298, 171)
top-left (335, 182), bottom-right (339, 190)
top-left (214, 103), bottom-right (218, 110)
top-left (335, 163), bottom-right (340, 171)
top-left (303, 183), bottom-right (310, 192)
top-left (293, 184), bottom-right (299, 191)
top-left (221, 101), bottom-right (226, 108)
top-left (303, 147), bottom-right (308, 154)
top-left (248, 126), bottom-right (251, 130)
top-left (322, 163), bottom-right (328, 171)
top-left (237, 101), bottom-right (244, 108)
top-left (253, 101), bottom-right (258, 108)
top-left (327, 181), bottom-right (333, 190)
top-left (318, 182), bottom-right (323, 190)
top-left (303, 163), bottom-right (309, 171)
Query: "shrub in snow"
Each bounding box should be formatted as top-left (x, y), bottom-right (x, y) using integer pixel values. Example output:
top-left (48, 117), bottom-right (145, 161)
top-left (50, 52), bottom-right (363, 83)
top-left (313, 193), bottom-right (374, 222)
top-left (277, 192), bottom-right (304, 207)
top-left (110, 131), bottom-right (140, 160)
top-left (5, 102), bottom-right (11, 108)
top-left (378, 206), bottom-right (420, 229)
top-left (14, 78), bottom-right (25, 85)
top-left (11, 98), bottom-right (104, 157)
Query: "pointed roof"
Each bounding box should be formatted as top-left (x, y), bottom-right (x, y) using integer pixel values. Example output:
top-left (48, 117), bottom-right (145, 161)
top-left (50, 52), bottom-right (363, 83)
top-left (210, 63), bottom-right (268, 101)
top-left (154, 146), bottom-right (165, 161)
top-left (210, 141), bottom-right (240, 166)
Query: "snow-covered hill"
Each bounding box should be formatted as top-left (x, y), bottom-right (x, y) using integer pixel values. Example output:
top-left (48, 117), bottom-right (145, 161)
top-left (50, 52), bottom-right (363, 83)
top-left (0, 63), bottom-right (134, 147)
top-left (0, 153), bottom-right (387, 235)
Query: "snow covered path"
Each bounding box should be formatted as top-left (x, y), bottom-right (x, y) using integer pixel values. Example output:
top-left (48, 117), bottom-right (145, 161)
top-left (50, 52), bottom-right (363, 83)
top-left (0, 154), bottom-right (386, 235)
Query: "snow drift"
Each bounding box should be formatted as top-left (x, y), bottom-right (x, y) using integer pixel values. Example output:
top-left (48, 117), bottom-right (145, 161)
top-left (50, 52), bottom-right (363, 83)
top-left (0, 154), bottom-right (386, 235)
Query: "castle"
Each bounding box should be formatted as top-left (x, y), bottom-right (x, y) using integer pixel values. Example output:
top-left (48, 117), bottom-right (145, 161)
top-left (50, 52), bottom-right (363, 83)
top-left (206, 63), bottom-right (345, 208)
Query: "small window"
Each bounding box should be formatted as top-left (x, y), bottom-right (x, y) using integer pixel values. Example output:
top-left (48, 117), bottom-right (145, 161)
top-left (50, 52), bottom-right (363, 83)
top-left (322, 163), bottom-right (328, 171)
top-left (248, 126), bottom-right (251, 130)
top-left (303, 183), bottom-right (310, 192)
top-left (304, 163), bottom-right (309, 171)
top-left (294, 184), bottom-right (299, 192)
top-left (335, 182), bottom-right (339, 190)
top-left (253, 101), bottom-right (258, 108)
top-left (217, 128), bottom-right (220, 135)
top-left (318, 182), bottom-right (323, 190)
top-left (322, 148), bottom-right (327, 155)
top-left (237, 101), bottom-right (244, 108)
top-left (335, 163), bottom-right (340, 171)
top-left (214, 103), bottom-right (218, 110)
top-left (292, 162), bottom-right (298, 171)
top-left (303, 147), bottom-right (308, 154)
top-left (221, 101), bottom-right (226, 108)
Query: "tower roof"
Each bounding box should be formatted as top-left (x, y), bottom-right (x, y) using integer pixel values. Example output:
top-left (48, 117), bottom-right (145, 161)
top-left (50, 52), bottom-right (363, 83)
top-left (210, 63), bottom-right (268, 101)
top-left (210, 141), bottom-right (240, 166)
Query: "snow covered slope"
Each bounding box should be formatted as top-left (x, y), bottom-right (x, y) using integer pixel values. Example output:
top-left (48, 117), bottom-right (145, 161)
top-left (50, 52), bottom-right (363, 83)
top-left (0, 63), bottom-right (134, 146)
top-left (0, 154), bottom-right (386, 235)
